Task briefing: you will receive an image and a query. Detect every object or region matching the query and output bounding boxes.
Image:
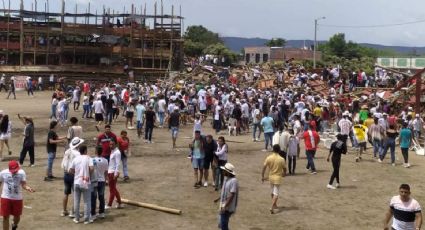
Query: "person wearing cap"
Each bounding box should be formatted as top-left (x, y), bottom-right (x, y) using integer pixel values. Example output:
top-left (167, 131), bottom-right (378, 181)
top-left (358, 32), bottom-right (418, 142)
top-left (0, 160), bottom-right (34, 230)
top-left (17, 114), bottom-right (34, 167)
top-left (69, 145), bottom-right (94, 224)
top-left (218, 162), bottom-right (238, 230)
top-left (60, 137), bottom-right (84, 217)
top-left (262, 144), bottom-right (286, 214)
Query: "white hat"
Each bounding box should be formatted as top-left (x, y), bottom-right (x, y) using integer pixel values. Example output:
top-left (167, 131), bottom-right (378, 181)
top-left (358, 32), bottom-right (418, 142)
top-left (416, 114), bottom-right (420, 117)
top-left (343, 111), bottom-right (350, 116)
top-left (0, 110), bottom-right (3, 115)
top-left (69, 137), bottom-right (84, 150)
top-left (383, 113), bottom-right (388, 116)
top-left (220, 163), bottom-right (236, 176)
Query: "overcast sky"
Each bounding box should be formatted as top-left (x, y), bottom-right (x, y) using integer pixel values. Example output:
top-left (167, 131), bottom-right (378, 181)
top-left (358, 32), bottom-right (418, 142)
top-left (9, 0), bottom-right (425, 47)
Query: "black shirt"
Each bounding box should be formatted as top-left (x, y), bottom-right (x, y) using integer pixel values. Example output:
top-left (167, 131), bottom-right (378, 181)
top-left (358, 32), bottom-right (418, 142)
top-left (204, 140), bottom-right (217, 160)
top-left (47, 130), bottom-right (58, 153)
top-left (105, 98), bottom-right (114, 110)
top-left (330, 140), bottom-right (347, 161)
top-left (145, 110), bottom-right (156, 124)
top-left (169, 112), bottom-right (180, 127)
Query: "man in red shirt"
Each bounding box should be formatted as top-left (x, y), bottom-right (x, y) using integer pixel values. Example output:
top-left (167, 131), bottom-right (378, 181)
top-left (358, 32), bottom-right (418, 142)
top-left (302, 125), bottom-right (320, 174)
top-left (96, 125), bottom-right (117, 162)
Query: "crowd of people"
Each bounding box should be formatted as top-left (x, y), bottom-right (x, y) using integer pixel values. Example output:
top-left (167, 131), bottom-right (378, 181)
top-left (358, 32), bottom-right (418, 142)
top-left (0, 60), bottom-right (423, 229)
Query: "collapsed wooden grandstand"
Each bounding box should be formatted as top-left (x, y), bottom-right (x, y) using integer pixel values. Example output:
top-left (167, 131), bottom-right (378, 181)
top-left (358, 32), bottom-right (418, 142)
top-left (0, 0), bottom-right (184, 80)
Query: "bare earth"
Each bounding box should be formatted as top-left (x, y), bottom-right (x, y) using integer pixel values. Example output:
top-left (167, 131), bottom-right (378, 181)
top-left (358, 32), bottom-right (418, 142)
top-left (0, 91), bottom-right (423, 230)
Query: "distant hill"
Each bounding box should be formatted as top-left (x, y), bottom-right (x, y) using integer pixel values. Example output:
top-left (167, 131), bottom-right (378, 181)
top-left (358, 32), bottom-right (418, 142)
top-left (221, 36), bottom-right (425, 55)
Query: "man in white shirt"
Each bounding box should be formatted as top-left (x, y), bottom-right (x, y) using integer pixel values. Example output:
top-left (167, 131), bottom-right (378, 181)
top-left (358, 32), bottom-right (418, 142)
top-left (157, 96), bottom-right (167, 128)
top-left (106, 140), bottom-right (122, 209)
top-left (61, 137), bottom-right (83, 217)
top-left (92, 97), bottom-right (104, 131)
top-left (0, 160), bottom-right (34, 230)
top-left (241, 100), bottom-right (250, 133)
top-left (91, 146), bottom-right (108, 219)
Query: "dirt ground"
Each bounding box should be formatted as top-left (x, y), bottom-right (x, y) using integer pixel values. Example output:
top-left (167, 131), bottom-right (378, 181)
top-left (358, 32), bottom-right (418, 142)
top-left (0, 91), bottom-right (424, 230)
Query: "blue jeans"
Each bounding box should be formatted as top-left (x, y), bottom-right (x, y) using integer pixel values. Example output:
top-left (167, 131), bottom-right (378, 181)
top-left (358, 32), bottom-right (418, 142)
top-left (306, 150), bottom-right (316, 171)
top-left (82, 104), bottom-right (90, 118)
top-left (47, 152), bottom-right (56, 176)
top-left (106, 109), bottom-right (114, 124)
top-left (373, 139), bottom-right (383, 157)
top-left (219, 211), bottom-right (232, 230)
top-left (51, 105), bottom-right (57, 119)
top-left (158, 112), bottom-right (165, 126)
top-left (381, 138), bottom-right (396, 163)
top-left (264, 132), bottom-right (274, 150)
top-left (122, 156), bottom-right (129, 177)
top-left (252, 123), bottom-right (261, 139)
top-left (74, 184), bottom-right (91, 222)
top-left (91, 181), bottom-right (105, 215)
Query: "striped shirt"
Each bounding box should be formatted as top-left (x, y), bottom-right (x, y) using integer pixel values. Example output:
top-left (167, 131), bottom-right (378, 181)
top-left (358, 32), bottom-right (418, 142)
top-left (338, 118), bottom-right (352, 135)
top-left (390, 195), bottom-right (421, 230)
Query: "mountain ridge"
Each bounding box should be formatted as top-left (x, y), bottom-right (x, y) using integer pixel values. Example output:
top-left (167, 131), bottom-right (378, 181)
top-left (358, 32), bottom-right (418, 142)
top-left (221, 36), bottom-right (425, 55)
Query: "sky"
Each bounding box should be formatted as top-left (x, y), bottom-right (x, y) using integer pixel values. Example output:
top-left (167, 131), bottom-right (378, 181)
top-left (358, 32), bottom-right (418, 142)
top-left (8, 0), bottom-right (425, 47)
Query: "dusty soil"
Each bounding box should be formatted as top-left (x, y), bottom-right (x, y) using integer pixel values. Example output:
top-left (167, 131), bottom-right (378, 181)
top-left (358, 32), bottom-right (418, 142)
top-left (0, 91), bottom-right (424, 230)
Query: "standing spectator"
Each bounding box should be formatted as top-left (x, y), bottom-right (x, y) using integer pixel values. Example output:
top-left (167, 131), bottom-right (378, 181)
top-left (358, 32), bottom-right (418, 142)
top-left (91, 146), bottom-right (108, 219)
top-left (82, 95), bottom-right (90, 119)
top-left (60, 137), bottom-right (84, 217)
top-left (286, 129), bottom-right (299, 175)
top-left (383, 184), bottom-right (422, 230)
top-left (252, 104), bottom-right (262, 142)
top-left (125, 100), bottom-right (135, 129)
top-left (45, 121), bottom-right (66, 181)
top-left (96, 125), bottom-right (117, 162)
top-left (261, 144), bottom-right (286, 214)
top-left (190, 131), bottom-right (205, 189)
top-left (38, 76), bottom-right (43, 91)
top-left (117, 130), bottom-right (130, 181)
top-left (168, 108), bottom-right (180, 149)
top-left (302, 125), bottom-right (320, 174)
top-left (0, 160), bottom-right (35, 230)
top-left (17, 115), bottom-right (35, 167)
top-left (69, 145), bottom-right (94, 224)
top-left (50, 94), bottom-right (58, 120)
top-left (218, 163), bottom-right (238, 230)
top-left (261, 112), bottom-right (274, 152)
top-left (157, 95), bottom-right (167, 128)
top-left (135, 99), bottom-right (146, 138)
top-left (203, 135), bottom-right (217, 187)
top-left (106, 140), bottom-right (123, 209)
top-left (399, 122), bottom-right (413, 168)
top-left (214, 136), bottom-right (228, 191)
top-left (369, 118), bottom-right (385, 159)
top-left (411, 114), bottom-right (423, 142)
top-left (72, 87), bottom-right (81, 111)
top-left (0, 74), bottom-right (6, 92)
top-left (144, 106), bottom-right (156, 143)
top-left (66, 117), bottom-right (83, 145)
top-left (105, 94), bottom-right (115, 125)
top-left (0, 115), bottom-right (12, 159)
top-left (353, 120), bottom-right (367, 162)
top-left (93, 96), bottom-right (105, 131)
top-left (326, 134), bottom-right (347, 189)
top-left (213, 102), bottom-right (223, 134)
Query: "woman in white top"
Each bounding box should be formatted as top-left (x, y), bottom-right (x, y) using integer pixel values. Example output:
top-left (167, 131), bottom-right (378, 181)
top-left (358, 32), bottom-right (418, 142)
top-left (214, 136), bottom-right (228, 190)
top-left (125, 100), bottom-right (135, 129)
top-left (0, 115), bottom-right (12, 159)
top-left (50, 94), bottom-right (58, 120)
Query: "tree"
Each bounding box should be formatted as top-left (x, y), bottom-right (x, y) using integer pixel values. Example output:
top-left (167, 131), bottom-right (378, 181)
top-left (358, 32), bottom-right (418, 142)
top-left (184, 25), bottom-right (223, 57)
top-left (265, 38), bottom-right (286, 47)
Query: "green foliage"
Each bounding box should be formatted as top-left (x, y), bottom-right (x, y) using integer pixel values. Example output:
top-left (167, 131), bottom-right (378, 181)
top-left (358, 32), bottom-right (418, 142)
top-left (265, 38), bottom-right (286, 47)
top-left (183, 25), bottom-right (237, 64)
top-left (319, 33), bottom-right (379, 60)
top-left (184, 25), bottom-right (223, 57)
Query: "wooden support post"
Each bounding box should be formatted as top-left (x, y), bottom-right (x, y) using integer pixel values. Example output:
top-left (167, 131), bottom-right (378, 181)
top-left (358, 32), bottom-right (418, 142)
top-left (19, 0), bottom-right (24, 66)
top-left (6, 0), bottom-right (10, 64)
top-left (46, 0), bottom-right (51, 65)
top-left (59, 0), bottom-right (64, 65)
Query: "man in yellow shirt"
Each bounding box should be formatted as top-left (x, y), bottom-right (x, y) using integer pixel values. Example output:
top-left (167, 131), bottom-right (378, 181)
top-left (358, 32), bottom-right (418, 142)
top-left (313, 105), bottom-right (322, 118)
top-left (364, 113), bottom-right (374, 129)
top-left (262, 144), bottom-right (286, 214)
top-left (353, 120), bottom-right (368, 162)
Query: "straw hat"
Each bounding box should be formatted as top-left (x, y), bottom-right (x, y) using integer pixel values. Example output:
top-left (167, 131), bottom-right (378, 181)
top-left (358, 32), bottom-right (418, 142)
top-left (220, 163), bottom-right (236, 176)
